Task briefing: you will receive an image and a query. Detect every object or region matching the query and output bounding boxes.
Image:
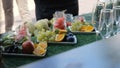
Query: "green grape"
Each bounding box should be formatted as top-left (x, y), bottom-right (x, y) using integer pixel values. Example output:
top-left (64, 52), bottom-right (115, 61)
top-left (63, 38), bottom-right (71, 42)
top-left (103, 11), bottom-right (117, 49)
top-left (49, 37), bottom-right (55, 42)
top-left (41, 29), bottom-right (46, 32)
top-left (36, 29), bottom-right (56, 42)
top-left (71, 20), bottom-right (85, 31)
top-left (37, 35), bottom-right (43, 42)
top-left (46, 30), bottom-right (51, 36)
top-left (44, 37), bottom-right (48, 41)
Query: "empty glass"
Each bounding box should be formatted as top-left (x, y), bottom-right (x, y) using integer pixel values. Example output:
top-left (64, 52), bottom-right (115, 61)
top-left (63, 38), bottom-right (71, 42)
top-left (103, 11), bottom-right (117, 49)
top-left (113, 0), bottom-right (120, 6)
top-left (98, 0), bottom-right (113, 9)
top-left (92, 2), bottom-right (105, 40)
top-left (99, 9), bottom-right (114, 39)
top-left (105, 0), bottom-right (113, 9)
top-left (113, 6), bottom-right (120, 35)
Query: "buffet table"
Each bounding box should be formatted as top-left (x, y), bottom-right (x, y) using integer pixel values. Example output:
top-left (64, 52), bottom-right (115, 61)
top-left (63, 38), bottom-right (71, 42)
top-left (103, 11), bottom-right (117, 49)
top-left (19, 34), bottom-right (120, 68)
top-left (2, 13), bottom-right (98, 68)
top-left (3, 34), bottom-right (96, 68)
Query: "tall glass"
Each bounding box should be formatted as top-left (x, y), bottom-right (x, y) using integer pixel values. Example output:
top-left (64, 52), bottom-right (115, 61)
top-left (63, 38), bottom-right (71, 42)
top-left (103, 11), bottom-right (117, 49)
top-left (92, 2), bottom-right (105, 40)
top-left (113, 6), bottom-right (120, 35)
top-left (99, 9), bottom-right (113, 39)
top-left (98, 0), bottom-right (113, 9)
top-left (105, 0), bottom-right (113, 9)
top-left (113, 0), bottom-right (120, 6)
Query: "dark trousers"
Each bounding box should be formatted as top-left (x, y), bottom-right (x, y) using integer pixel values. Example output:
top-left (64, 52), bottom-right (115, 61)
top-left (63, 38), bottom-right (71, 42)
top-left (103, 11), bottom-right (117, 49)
top-left (34, 0), bottom-right (78, 20)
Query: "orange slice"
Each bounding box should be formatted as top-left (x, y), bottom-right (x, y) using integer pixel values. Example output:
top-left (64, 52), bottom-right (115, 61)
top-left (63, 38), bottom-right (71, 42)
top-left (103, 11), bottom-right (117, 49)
top-left (55, 33), bottom-right (65, 42)
top-left (59, 30), bottom-right (67, 34)
top-left (80, 25), bottom-right (94, 32)
top-left (33, 45), bottom-right (46, 56)
top-left (38, 41), bottom-right (47, 49)
top-left (33, 41), bottom-right (47, 56)
top-left (34, 43), bottom-right (38, 49)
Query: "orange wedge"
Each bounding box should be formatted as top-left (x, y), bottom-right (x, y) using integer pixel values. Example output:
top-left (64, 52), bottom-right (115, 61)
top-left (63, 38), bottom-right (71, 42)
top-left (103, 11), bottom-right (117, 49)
top-left (59, 30), bottom-right (67, 34)
top-left (33, 45), bottom-right (46, 56)
top-left (38, 41), bottom-right (47, 49)
top-left (55, 33), bottom-right (65, 42)
top-left (34, 43), bottom-right (38, 49)
top-left (80, 25), bottom-right (94, 32)
top-left (33, 41), bottom-right (47, 56)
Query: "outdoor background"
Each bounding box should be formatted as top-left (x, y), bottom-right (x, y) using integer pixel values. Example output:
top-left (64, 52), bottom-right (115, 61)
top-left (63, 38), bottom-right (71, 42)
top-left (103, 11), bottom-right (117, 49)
top-left (0, 0), bottom-right (97, 33)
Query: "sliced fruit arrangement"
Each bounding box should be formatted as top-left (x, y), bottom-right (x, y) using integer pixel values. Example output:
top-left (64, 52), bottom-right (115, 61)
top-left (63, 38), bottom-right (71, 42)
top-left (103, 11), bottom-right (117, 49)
top-left (70, 16), bottom-right (94, 32)
top-left (0, 13), bottom-right (81, 57)
top-left (55, 29), bottom-right (75, 42)
top-left (80, 25), bottom-right (94, 32)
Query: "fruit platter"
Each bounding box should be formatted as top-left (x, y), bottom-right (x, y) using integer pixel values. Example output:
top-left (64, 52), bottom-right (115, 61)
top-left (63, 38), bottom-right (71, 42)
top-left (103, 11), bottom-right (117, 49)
top-left (0, 32), bottom-right (48, 57)
top-left (68, 16), bottom-right (95, 34)
top-left (0, 11), bottom-right (78, 57)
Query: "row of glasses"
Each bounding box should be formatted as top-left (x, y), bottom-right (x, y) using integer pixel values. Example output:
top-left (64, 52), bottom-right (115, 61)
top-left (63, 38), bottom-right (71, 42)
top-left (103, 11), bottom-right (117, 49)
top-left (92, 0), bottom-right (120, 40)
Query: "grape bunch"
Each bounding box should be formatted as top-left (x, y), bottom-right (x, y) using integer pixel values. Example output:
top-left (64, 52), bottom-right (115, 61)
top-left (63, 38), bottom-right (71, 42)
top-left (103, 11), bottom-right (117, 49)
top-left (36, 29), bottom-right (56, 42)
top-left (71, 21), bottom-right (83, 31)
top-left (71, 21), bottom-right (91, 31)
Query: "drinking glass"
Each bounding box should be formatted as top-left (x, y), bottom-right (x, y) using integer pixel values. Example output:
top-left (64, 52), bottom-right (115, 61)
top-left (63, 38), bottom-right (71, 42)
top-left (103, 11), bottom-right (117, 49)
top-left (105, 0), bottom-right (113, 9)
top-left (99, 9), bottom-right (114, 39)
top-left (91, 2), bottom-right (105, 40)
top-left (113, 0), bottom-right (120, 6)
top-left (98, 0), bottom-right (113, 9)
top-left (113, 6), bottom-right (120, 35)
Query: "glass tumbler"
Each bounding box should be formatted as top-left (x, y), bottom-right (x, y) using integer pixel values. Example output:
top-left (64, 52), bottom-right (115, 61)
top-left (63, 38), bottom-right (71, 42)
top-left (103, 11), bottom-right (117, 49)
top-left (99, 9), bottom-right (114, 39)
top-left (91, 2), bottom-right (105, 40)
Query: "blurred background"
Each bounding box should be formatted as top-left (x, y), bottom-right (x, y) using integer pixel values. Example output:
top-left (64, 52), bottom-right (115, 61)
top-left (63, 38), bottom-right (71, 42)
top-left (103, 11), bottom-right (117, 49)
top-left (0, 0), bottom-right (97, 33)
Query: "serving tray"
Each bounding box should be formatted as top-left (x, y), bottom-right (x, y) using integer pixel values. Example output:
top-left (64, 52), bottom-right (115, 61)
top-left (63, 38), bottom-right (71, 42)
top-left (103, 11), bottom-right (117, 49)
top-left (48, 35), bottom-right (77, 45)
top-left (68, 26), bottom-right (96, 34)
top-left (2, 52), bottom-right (45, 57)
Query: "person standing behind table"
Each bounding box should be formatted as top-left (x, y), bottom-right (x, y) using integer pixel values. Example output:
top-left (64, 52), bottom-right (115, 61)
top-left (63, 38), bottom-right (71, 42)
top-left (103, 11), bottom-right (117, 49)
top-left (2, 0), bottom-right (32, 32)
top-left (34, 0), bottom-right (79, 20)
